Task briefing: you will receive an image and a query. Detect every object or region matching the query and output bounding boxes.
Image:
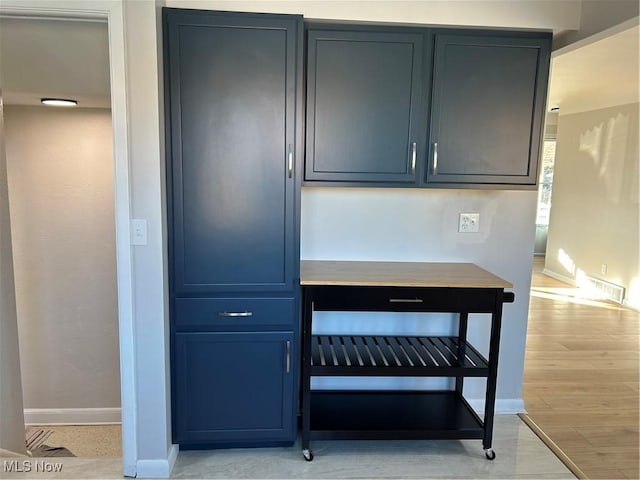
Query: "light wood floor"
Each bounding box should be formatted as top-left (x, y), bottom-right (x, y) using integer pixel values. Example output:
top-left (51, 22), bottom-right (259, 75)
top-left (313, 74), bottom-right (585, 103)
top-left (524, 257), bottom-right (639, 479)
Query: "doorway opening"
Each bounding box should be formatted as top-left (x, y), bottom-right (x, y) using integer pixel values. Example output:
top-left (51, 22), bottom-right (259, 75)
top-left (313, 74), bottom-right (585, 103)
top-left (1, 15), bottom-right (121, 460)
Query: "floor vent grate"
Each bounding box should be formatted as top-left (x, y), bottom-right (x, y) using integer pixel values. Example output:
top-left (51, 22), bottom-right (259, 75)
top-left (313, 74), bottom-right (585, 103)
top-left (584, 276), bottom-right (625, 304)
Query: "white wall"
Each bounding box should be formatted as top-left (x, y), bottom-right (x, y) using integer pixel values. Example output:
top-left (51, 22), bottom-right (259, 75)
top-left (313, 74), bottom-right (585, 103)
top-left (545, 103), bottom-right (640, 309)
top-left (4, 106), bottom-right (120, 419)
top-left (0, 95), bottom-right (27, 454)
top-left (166, 0), bottom-right (580, 31)
top-left (123, 0), bottom-right (175, 472)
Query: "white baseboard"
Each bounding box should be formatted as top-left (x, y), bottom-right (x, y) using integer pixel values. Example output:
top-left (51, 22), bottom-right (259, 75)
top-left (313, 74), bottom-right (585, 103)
top-left (136, 444), bottom-right (179, 479)
top-left (541, 268), bottom-right (576, 286)
top-left (24, 408), bottom-right (121, 425)
top-left (466, 398), bottom-right (526, 415)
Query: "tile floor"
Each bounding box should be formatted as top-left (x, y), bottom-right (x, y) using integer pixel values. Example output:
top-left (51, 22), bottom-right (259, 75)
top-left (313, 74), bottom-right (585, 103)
top-left (1, 416), bottom-right (575, 479)
top-left (172, 416), bottom-right (574, 479)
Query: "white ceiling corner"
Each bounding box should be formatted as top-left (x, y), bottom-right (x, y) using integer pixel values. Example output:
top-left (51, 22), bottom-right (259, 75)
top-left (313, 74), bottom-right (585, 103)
top-left (548, 22), bottom-right (640, 116)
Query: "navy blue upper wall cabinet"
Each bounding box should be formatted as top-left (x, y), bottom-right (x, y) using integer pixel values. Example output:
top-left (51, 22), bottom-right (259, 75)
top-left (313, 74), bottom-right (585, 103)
top-left (303, 25), bottom-right (551, 189)
top-left (426, 32), bottom-right (551, 188)
top-left (166, 9), bottom-right (301, 296)
top-left (164, 8), bottom-right (302, 448)
top-left (305, 27), bottom-right (427, 185)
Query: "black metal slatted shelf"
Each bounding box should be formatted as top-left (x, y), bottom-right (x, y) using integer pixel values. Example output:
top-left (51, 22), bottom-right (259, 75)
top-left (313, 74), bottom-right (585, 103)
top-left (309, 391), bottom-right (484, 440)
top-left (311, 335), bottom-right (489, 376)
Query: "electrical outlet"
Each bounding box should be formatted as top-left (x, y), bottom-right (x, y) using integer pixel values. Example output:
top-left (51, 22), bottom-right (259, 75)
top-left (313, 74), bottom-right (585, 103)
top-left (601, 264), bottom-right (608, 275)
top-left (459, 213), bottom-right (480, 233)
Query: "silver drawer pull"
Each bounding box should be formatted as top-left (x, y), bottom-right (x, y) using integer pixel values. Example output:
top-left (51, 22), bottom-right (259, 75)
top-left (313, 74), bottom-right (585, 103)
top-left (218, 311), bottom-right (253, 317)
top-left (389, 298), bottom-right (424, 303)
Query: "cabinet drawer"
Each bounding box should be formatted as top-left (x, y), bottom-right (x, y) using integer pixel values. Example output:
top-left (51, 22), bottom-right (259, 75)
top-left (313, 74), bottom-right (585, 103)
top-left (174, 297), bottom-right (296, 330)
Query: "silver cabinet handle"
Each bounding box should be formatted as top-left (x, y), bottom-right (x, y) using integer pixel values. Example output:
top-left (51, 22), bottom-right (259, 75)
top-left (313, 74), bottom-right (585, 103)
top-left (285, 341), bottom-right (291, 373)
top-left (389, 298), bottom-right (424, 303)
top-left (288, 144), bottom-right (293, 179)
top-left (410, 142), bottom-right (417, 176)
top-left (433, 142), bottom-right (438, 176)
top-left (218, 311), bottom-right (253, 317)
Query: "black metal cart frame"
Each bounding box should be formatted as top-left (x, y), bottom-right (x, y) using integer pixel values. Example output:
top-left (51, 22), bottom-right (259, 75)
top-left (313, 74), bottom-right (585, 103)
top-left (300, 284), bottom-right (515, 461)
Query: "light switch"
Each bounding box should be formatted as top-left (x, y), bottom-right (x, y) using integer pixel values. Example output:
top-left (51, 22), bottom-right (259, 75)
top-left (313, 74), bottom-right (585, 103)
top-left (132, 219), bottom-right (148, 245)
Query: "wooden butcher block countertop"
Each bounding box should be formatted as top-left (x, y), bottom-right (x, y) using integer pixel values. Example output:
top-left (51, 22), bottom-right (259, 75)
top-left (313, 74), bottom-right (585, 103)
top-left (300, 260), bottom-right (512, 289)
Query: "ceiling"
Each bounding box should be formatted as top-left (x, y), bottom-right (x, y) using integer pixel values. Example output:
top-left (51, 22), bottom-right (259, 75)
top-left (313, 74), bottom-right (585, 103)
top-left (0, 15), bottom-right (638, 115)
top-left (548, 22), bottom-right (640, 115)
top-left (0, 17), bottom-right (111, 108)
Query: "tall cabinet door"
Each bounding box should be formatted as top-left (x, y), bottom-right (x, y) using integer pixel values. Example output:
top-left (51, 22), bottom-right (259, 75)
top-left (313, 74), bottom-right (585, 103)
top-left (305, 29), bottom-right (425, 184)
top-left (166, 11), bottom-right (300, 295)
top-left (426, 34), bottom-right (550, 187)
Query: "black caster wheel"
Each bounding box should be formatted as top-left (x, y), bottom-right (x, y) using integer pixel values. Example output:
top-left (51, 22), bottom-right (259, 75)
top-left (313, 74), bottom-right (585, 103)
top-left (303, 448), bottom-right (314, 462)
top-left (484, 448), bottom-right (496, 460)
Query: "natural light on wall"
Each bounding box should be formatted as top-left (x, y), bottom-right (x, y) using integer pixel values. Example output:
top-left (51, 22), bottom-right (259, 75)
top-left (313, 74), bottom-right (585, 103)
top-left (627, 276), bottom-right (640, 310)
top-left (601, 113), bottom-right (630, 203)
top-left (557, 248), bottom-right (576, 276)
top-left (579, 122), bottom-right (602, 164)
top-left (578, 113), bottom-right (630, 203)
top-left (575, 269), bottom-right (603, 299)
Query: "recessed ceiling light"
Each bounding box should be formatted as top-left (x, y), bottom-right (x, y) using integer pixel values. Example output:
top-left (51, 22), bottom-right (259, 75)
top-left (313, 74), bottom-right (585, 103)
top-left (41, 98), bottom-right (78, 107)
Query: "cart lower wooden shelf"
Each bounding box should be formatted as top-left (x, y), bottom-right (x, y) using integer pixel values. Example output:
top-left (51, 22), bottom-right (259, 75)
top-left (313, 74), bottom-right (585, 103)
top-left (309, 390), bottom-right (484, 441)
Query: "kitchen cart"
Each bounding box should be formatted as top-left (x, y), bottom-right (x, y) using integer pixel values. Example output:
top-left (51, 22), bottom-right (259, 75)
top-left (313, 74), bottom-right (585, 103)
top-left (300, 261), bottom-right (515, 461)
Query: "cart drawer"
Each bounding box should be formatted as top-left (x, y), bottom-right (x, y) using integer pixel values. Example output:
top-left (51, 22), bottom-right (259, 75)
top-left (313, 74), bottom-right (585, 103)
top-left (174, 297), bottom-right (296, 330)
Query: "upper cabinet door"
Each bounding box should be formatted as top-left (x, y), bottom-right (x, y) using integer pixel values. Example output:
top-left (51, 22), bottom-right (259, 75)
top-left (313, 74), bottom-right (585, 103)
top-left (426, 34), bottom-right (551, 187)
top-left (305, 29), bottom-right (425, 185)
top-left (165, 11), bottom-right (301, 295)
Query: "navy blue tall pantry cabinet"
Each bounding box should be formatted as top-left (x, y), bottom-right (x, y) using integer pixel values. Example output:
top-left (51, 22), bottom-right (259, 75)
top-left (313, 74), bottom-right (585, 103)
top-left (163, 9), bottom-right (303, 447)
